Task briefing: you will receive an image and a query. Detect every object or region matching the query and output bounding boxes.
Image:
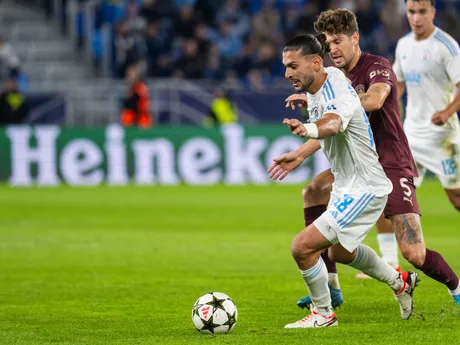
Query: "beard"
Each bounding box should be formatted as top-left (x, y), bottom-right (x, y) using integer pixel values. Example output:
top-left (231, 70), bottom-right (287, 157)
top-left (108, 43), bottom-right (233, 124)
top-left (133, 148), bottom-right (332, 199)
top-left (299, 75), bottom-right (314, 92)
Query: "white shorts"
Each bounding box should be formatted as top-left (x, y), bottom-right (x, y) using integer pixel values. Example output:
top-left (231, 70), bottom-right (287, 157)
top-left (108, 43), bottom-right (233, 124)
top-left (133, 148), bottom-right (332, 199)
top-left (314, 191), bottom-right (388, 253)
top-left (408, 135), bottom-right (460, 190)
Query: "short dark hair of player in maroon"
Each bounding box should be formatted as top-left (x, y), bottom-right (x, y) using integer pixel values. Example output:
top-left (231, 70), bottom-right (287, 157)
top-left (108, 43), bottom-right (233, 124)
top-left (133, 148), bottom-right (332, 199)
top-left (404, 0), bottom-right (435, 7)
top-left (283, 34), bottom-right (331, 59)
top-left (314, 9), bottom-right (359, 38)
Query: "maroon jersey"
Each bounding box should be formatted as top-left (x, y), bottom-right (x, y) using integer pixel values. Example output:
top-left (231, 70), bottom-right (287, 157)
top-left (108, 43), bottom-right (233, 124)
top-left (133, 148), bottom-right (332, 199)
top-left (348, 53), bottom-right (418, 177)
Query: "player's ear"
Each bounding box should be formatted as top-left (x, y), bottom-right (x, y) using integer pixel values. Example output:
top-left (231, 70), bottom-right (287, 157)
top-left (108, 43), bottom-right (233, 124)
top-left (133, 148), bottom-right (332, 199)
top-left (351, 31), bottom-right (359, 46)
top-left (312, 55), bottom-right (322, 71)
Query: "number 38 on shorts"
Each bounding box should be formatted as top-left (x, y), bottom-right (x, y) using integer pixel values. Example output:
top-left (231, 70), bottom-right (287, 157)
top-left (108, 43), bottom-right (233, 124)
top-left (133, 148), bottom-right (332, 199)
top-left (329, 192), bottom-right (378, 229)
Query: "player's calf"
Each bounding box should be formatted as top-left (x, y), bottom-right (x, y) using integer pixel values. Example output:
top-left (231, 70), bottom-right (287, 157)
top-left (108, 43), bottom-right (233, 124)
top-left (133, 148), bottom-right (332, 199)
top-left (392, 213), bottom-right (426, 267)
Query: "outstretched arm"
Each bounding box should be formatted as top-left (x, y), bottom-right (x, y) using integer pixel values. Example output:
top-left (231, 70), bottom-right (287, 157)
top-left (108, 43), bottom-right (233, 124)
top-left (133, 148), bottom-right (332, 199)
top-left (285, 113), bottom-right (342, 139)
top-left (268, 139), bottom-right (321, 180)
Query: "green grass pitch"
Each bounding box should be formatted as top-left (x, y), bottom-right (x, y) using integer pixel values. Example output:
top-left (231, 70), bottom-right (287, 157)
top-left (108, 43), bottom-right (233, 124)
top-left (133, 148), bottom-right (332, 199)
top-left (0, 179), bottom-right (459, 344)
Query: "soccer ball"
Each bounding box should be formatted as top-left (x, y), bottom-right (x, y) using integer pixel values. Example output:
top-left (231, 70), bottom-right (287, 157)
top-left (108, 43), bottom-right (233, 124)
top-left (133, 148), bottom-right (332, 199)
top-left (191, 292), bottom-right (238, 334)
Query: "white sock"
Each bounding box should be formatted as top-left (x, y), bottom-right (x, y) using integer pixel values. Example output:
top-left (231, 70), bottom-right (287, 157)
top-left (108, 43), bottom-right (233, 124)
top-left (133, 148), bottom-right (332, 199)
top-left (328, 273), bottom-right (341, 290)
top-left (300, 258), bottom-right (332, 315)
top-left (377, 233), bottom-right (399, 268)
top-left (448, 281), bottom-right (460, 296)
top-left (349, 244), bottom-right (402, 291)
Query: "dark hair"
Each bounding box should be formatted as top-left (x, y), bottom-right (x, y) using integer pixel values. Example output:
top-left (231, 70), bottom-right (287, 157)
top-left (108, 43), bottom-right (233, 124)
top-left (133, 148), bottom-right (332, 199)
top-left (314, 9), bottom-right (359, 37)
top-left (283, 34), bottom-right (331, 58)
top-left (404, 0), bottom-right (435, 6)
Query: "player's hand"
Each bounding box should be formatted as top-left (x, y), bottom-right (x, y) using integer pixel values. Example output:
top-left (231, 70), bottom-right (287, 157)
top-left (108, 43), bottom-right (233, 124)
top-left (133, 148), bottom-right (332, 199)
top-left (283, 118), bottom-right (307, 137)
top-left (432, 110), bottom-right (451, 126)
top-left (285, 94), bottom-right (308, 110)
top-left (268, 151), bottom-right (304, 180)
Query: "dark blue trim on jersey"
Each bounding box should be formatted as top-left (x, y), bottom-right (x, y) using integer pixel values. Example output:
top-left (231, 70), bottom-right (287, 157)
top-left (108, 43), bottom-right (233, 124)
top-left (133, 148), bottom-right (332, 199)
top-left (435, 32), bottom-right (459, 56)
top-left (326, 80), bottom-right (336, 99)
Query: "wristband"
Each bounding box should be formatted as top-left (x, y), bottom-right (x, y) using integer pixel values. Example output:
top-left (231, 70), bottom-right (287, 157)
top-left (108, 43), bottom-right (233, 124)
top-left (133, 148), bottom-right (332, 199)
top-left (303, 123), bottom-right (319, 138)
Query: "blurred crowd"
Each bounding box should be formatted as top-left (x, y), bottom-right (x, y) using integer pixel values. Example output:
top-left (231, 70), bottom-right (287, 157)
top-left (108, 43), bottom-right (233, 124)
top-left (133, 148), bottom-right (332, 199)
top-left (85, 0), bottom-right (460, 89)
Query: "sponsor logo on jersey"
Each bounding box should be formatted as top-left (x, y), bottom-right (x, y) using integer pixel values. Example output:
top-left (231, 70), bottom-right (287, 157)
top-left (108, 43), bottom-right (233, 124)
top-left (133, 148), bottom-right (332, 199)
top-left (369, 69), bottom-right (390, 79)
top-left (325, 104), bottom-right (337, 112)
top-left (405, 70), bottom-right (422, 85)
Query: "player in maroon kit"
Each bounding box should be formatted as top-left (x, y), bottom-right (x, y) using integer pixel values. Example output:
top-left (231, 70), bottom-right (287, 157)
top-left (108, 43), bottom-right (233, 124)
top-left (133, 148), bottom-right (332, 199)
top-left (268, 8), bottom-right (460, 310)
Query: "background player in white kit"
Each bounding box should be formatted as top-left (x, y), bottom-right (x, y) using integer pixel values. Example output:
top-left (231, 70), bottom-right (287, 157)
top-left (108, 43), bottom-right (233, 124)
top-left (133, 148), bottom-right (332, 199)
top-left (277, 34), bottom-right (418, 329)
top-left (394, 0), bottom-right (460, 211)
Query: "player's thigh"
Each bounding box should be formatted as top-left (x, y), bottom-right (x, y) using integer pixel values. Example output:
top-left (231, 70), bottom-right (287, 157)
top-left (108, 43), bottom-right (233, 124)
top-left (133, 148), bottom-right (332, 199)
top-left (383, 171), bottom-right (421, 218)
top-left (303, 169), bottom-right (334, 207)
top-left (322, 191), bottom-right (388, 253)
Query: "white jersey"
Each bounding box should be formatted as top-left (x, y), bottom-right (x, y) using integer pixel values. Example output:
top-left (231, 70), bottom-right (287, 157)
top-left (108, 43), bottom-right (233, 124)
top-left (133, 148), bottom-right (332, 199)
top-left (307, 67), bottom-right (392, 197)
top-left (393, 27), bottom-right (460, 141)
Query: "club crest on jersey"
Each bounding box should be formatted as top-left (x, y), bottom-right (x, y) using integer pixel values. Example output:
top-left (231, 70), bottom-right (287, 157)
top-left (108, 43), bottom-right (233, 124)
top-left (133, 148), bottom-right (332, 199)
top-left (422, 50), bottom-right (431, 61)
top-left (355, 84), bottom-right (365, 94)
top-left (311, 106), bottom-right (320, 120)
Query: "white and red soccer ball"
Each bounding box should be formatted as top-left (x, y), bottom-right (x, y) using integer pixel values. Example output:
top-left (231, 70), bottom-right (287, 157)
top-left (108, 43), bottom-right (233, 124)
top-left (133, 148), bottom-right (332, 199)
top-left (191, 292), bottom-right (238, 334)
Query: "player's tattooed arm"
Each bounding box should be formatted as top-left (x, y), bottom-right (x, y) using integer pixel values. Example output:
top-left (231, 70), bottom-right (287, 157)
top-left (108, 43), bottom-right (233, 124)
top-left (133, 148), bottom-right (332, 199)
top-left (358, 83), bottom-right (391, 112)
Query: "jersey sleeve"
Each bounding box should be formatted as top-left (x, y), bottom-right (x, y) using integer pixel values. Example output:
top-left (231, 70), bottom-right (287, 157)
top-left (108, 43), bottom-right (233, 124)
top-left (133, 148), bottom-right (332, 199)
top-left (323, 81), bottom-right (361, 132)
top-left (366, 58), bottom-right (394, 88)
top-left (443, 40), bottom-right (460, 85)
top-left (393, 41), bottom-right (405, 82)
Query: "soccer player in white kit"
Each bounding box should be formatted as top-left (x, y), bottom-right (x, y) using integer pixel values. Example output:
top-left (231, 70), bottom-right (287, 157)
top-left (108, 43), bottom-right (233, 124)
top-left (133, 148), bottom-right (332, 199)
top-left (393, 0), bottom-right (460, 211)
top-left (277, 34), bottom-right (419, 328)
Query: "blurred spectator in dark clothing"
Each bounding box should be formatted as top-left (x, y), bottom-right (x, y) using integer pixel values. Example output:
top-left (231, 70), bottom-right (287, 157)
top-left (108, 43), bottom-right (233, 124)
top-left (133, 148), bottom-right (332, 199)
top-left (120, 64), bottom-right (152, 128)
top-left (233, 38), bottom-right (254, 79)
top-left (282, 4), bottom-right (302, 40)
top-left (253, 41), bottom-right (279, 79)
top-left (194, 23), bottom-right (211, 60)
top-left (204, 46), bottom-right (226, 81)
top-left (145, 21), bottom-right (170, 77)
top-left (217, 0), bottom-right (250, 38)
top-left (194, 0), bottom-right (222, 25)
top-left (174, 39), bottom-right (203, 79)
top-left (355, 0), bottom-right (381, 35)
top-left (114, 20), bottom-right (146, 78)
top-left (139, 0), bottom-right (160, 23)
top-left (174, 5), bottom-right (197, 39)
top-left (294, 1), bottom-right (319, 35)
top-left (252, 3), bottom-right (280, 43)
top-left (0, 78), bottom-right (29, 126)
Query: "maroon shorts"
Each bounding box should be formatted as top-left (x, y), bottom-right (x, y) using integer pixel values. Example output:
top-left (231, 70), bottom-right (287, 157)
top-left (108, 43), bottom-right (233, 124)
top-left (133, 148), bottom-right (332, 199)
top-left (383, 170), bottom-right (421, 218)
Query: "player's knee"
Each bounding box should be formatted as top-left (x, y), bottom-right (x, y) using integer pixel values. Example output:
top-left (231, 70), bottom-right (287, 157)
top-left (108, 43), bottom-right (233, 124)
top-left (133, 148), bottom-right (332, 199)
top-left (400, 245), bottom-right (425, 267)
top-left (291, 236), bottom-right (315, 262)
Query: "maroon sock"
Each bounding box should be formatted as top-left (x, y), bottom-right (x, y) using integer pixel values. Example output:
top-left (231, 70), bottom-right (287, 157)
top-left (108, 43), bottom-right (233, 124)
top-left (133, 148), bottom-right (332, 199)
top-left (303, 205), bottom-right (327, 227)
top-left (303, 206), bottom-right (337, 273)
top-left (419, 249), bottom-right (459, 290)
top-left (321, 251), bottom-right (337, 274)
